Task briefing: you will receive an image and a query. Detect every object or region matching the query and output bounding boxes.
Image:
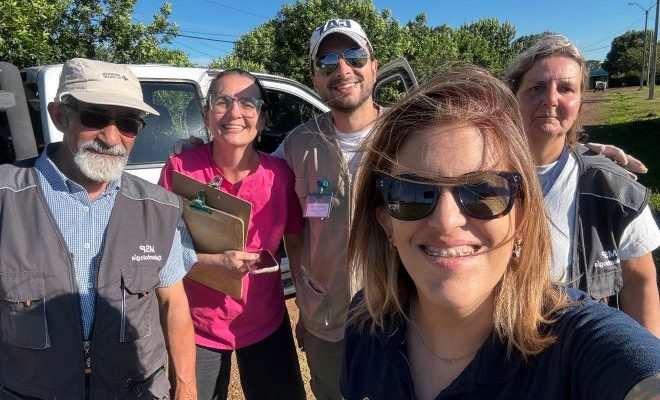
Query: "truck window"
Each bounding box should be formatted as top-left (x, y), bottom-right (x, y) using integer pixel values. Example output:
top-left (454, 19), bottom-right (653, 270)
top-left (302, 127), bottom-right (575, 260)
top-left (257, 89), bottom-right (322, 153)
top-left (130, 82), bottom-right (208, 165)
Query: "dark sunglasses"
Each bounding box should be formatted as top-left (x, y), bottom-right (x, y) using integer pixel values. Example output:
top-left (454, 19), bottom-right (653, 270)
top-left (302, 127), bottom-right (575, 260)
top-left (315, 47), bottom-right (369, 76)
top-left (65, 104), bottom-right (145, 136)
top-left (377, 172), bottom-right (522, 221)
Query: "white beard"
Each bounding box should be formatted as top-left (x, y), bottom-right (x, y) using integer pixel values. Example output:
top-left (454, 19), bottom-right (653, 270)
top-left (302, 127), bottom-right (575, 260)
top-left (74, 140), bottom-right (129, 182)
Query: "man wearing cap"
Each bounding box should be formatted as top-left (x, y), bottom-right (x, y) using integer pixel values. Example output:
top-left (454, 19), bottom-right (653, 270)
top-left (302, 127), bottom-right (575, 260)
top-left (272, 19), bottom-right (381, 400)
top-left (0, 58), bottom-right (197, 399)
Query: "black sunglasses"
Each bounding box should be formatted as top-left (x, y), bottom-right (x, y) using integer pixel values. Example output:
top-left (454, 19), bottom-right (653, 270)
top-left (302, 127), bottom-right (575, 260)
top-left (65, 104), bottom-right (145, 137)
top-left (377, 172), bottom-right (522, 221)
top-left (315, 47), bottom-right (369, 76)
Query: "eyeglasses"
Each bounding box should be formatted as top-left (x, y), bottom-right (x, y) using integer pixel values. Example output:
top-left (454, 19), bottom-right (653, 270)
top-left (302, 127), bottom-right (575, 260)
top-left (376, 172), bottom-right (522, 221)
top-left (315, 47), bottom-right (370, 76)
top-left (64, 104), bottom-right (144, 137)
top-left (207, 93), bottom-right (264, 117)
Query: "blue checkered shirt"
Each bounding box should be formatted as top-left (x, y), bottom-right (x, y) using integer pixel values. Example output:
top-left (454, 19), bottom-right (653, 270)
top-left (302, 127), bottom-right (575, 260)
top-left (34, 146), bottom-right (197, 339)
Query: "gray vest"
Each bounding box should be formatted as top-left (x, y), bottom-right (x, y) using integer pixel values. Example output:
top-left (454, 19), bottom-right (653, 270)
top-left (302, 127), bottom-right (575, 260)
top-left (0, 158), bottom-right (182, 399)
top-left (572, 146), bottom-right (650, 301)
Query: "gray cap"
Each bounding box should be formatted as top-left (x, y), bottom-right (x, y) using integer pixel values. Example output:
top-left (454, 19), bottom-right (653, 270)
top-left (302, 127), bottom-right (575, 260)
top-left (55, 58), bottom-right (159, 115)
top-left (309, 19), bottom-right (374, 61)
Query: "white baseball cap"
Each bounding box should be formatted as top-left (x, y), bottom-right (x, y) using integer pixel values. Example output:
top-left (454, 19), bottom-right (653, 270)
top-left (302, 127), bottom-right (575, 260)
top-left (55, 58), bottom-right (159, 115)
top-left (309, 19), bottom-right (374, 61)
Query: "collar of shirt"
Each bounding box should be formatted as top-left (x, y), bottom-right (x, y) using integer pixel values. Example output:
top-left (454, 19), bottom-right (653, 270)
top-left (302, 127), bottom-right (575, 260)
top-left (34, 143), bottom-right (122, 198)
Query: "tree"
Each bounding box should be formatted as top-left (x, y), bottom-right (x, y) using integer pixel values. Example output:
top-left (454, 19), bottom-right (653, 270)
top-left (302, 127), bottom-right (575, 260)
top-left (232, 0), bottom-right (407, 87)
top-left (0, 0), bottom-right (67, 68)
top-left (511, 31), bottom-right (557, 54)
top-left (586, 60), bottom-right (602, 71)
top-left (602, 30), bottom-right (646, 79)
top-left (229, 0), bottom-right (522, 85)
top-left (454, 19), bottom-right (518, 76)
top-left (0, 0), bottom-right (191, 69)
top-left (208, 55), bottom-right (267, 72)
top-left (401, 14), bottom-right (456, 80)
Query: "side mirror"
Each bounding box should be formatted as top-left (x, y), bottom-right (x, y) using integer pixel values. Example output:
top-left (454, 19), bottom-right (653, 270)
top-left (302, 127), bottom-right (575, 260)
top-left (0, 91), bottom-right (16, 112)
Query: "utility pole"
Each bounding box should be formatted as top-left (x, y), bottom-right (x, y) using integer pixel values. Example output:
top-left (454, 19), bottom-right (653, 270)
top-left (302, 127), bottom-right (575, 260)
top-left (648, 0), bottom-right (659, 99)
top-left (629, 3), bottom-right (655, 90)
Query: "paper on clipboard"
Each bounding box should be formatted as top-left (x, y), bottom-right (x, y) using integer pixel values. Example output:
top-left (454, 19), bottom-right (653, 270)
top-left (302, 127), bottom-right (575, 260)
top-left (172, 171), bottom-right (252, 299)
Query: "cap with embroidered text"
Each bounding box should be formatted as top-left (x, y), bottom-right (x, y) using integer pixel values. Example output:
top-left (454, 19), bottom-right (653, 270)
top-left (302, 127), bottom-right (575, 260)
top-left (55, 58), bottom-right (159, 115)
top-left (309, 19), bottom-right (374, 61)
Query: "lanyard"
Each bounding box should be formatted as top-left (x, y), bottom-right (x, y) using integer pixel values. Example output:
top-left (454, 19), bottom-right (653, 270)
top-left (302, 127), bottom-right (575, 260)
top-left (541, 144), bottom-right (570, 197)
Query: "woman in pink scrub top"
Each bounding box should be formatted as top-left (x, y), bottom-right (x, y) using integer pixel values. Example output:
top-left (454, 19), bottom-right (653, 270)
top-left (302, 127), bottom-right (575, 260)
top-left (160, 69), bottom-right (306, 400)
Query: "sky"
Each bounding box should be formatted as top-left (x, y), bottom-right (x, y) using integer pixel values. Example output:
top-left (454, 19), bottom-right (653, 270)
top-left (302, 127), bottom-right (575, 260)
top-left (133, 0), bottom-right (659, 66)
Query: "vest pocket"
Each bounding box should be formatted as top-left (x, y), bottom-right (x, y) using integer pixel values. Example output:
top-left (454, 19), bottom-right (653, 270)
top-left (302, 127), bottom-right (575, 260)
top-left (0, 272), bottom-right (50, 349)
top-left (116, 365), bottom-right (169, 399)
top-left (120, 268), bottom-right (161, 343)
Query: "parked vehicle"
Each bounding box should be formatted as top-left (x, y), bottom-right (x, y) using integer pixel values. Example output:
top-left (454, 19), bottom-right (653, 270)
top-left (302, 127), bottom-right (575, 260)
top-left (594, 80), bottom-right (608, 91)
top-left (0, 60), bottom-right (417, 296)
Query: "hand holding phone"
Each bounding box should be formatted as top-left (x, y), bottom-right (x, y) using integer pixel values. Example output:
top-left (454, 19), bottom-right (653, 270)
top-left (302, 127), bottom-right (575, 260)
top-left (249, 249), bottom-right (280, 274)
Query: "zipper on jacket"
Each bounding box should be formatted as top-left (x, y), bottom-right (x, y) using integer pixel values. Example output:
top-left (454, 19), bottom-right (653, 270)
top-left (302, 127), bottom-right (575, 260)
top-left (83, 340), bottom-right (91, 399)
top-left (68, 251), bottom-right (93, 399)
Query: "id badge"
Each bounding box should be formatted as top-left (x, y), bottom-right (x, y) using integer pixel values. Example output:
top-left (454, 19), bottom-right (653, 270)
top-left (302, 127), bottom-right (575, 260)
top-left (304, 193), bottom-right (333, 218)
top-left (304, 179), bottom-right (333, 219)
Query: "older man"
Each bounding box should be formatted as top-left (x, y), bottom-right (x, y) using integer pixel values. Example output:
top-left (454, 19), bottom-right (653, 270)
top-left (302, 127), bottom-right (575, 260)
top-left (0, 58), bottom-right (197, 399)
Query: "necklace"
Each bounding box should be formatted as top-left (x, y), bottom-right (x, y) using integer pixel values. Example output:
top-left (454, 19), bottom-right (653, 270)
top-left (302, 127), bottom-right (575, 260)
top-left (407, 312), bottom-right (480, 364)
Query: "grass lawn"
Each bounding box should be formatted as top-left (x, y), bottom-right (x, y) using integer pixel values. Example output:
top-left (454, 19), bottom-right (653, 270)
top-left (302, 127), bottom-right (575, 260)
top-left (582, 87), bottom-right (660, 210)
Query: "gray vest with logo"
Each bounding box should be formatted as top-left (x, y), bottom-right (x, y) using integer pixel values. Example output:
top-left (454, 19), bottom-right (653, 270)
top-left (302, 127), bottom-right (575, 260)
top-left (572, 146), bottom-right (650, 301)
top-left (0, 158), bottom-right (181, 399)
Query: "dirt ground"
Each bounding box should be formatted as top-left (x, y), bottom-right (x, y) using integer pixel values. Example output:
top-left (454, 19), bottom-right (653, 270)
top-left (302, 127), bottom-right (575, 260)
top-left (226, 298), bottom-right (314, 400)
top-left (578, 88), bottom-right (606, 128)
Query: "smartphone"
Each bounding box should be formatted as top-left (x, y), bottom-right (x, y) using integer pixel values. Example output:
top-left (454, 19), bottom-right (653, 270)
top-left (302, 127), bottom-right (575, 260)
top-left (249, 249), bottom-right (280, 274)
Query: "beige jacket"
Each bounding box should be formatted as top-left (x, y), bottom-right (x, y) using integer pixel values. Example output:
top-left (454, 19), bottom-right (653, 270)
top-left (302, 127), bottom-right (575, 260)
top-left (281, 111), bottom-right (358, 341)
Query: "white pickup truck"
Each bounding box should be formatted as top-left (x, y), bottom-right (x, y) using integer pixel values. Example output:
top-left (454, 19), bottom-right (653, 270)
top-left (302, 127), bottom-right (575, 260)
top-left (0, 60), bottom-right (416, 296)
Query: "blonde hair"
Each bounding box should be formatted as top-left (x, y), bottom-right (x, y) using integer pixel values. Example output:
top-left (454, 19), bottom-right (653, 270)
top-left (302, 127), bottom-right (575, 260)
top-left (505, 34), bottom-right (587, 146)
top-left (349, 62), bottom-right (566, 357)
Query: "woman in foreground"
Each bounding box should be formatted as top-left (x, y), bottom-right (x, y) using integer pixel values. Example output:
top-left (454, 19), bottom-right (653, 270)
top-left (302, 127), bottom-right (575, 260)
top-left (340, 63), bottom-right (660, 399)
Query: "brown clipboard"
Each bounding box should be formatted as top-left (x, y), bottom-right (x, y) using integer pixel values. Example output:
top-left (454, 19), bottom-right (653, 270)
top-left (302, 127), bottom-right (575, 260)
top-left (172, 171), bottom-right (252, 299)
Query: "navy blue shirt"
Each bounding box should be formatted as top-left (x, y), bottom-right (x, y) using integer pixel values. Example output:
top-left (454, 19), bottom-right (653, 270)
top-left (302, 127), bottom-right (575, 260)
top-left (341, 290), bottom-right (660, 399)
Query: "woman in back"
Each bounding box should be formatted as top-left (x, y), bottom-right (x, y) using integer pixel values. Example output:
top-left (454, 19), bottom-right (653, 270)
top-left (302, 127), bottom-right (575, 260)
top-left (505, 35), bottom-right (660, 336)
top-left (340, 63), bottom-right (660, 399)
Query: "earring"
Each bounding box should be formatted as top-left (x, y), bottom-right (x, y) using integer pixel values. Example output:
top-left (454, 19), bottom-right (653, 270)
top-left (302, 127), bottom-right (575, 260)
top-left (512, 239), bottom-right (522, 260)
top-left (387, 235), bottom-right (396, 250)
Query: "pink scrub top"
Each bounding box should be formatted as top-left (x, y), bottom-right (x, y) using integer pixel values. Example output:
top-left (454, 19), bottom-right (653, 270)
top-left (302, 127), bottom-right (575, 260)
top-left (160, 143), bottom-right (303, 349)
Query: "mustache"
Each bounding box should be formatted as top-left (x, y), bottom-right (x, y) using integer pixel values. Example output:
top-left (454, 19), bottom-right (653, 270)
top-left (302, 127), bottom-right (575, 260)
top-left (79, 139), bottom-right (128, 157)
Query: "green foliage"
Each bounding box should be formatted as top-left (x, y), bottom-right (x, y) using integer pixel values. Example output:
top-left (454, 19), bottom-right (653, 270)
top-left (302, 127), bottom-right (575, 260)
top-left (650, 191), bottom-right (660, 212)
top-left (454, 19), bottom-right (518, 76)
top-left (0, 0), bottom-right (191, 69)
top-left (0, 0), bottom-right (67, 68)
top-left (208, 55), bottom-right (267, 73)
top-left (230, 0), bottom-right (520, 85)
top-left (510, 31), bottom-right (557, 54)
top-left (602, 30), bottom-right (658, 80)
top-left (586, 60), bottom-right (602, 71)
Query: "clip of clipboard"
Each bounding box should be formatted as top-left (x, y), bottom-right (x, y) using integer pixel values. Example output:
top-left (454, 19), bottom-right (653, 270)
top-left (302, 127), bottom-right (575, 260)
top-left (172, 171), bottom-right (252, 299)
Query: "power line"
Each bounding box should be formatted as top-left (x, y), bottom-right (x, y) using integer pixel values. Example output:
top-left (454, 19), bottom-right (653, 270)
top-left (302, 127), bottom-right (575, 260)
top-left (171, 39), bottom-right (219, 59)
top-left (580, 19), bottom-right (645, 54)
top-left (179, 29), bottom-right (239, 37)
top-left (199, 0), bottom-right (269, 20)
top-left (176, 33), bottom-right (236, 44)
